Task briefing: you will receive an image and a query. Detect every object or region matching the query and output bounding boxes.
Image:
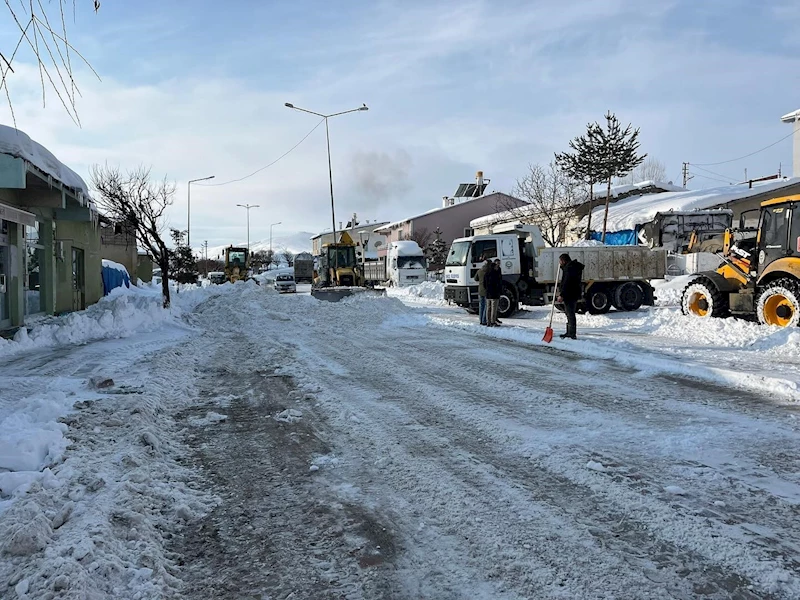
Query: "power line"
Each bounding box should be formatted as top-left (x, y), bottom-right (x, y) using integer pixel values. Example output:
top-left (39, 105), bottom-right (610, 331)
top-left (693, 173), bottom-right (735, 186)
top-left (694, 130), bottom-right (795, 166)
top-left (691, 164), bottom-right (737, 183)
top-left (198, 118), bottom-right (326, 187)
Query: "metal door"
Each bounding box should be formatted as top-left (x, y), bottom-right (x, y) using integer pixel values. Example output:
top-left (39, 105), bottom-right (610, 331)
top-left (72, 247), bottom-right (85, 311)
top-left (0, 244), bottom-right (9, 327)
top-left (757, 205), bottom-right (792, 277)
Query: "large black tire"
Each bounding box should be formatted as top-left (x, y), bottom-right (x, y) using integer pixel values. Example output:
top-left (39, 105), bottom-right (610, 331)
top-left (586, 287), bottom-right (612, 315)
top-left (681, 277), bottom-right (729, 318)
top-left (614, 282), bottom-right (644, 311)
top-left (756, 278), bottom-right (800, 327)
top-left (498, 284), bottom-right (518, 319)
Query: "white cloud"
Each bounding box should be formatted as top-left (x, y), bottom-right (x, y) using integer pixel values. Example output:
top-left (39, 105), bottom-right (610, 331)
top-left (0, 0), bottom-right (796, 248)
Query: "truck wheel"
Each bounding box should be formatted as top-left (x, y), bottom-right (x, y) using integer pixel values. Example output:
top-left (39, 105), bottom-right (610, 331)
top-left (614, 282), bottom-right (644, 311)
top-left (498, 285), bottom-right (518, 318)
top-left (681, 277), bottom-right (728, 318)
top-left (587, 288), bottom-right (611, 315)
top-left (756, 278), bottom-right (800, 327)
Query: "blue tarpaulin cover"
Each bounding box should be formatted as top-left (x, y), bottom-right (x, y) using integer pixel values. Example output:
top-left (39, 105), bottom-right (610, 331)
top-left (101, 259), bottom-right (131, 295)
top-left (589, 229), bottom-right (638, 246)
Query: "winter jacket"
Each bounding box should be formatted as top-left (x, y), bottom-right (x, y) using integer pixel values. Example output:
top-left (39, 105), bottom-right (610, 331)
top-left (485, 266), bottom-right (503, 300)
top-left (474, 263), bottom-right (492, 297)
top-left (559, 260), bottom-right (584, 302)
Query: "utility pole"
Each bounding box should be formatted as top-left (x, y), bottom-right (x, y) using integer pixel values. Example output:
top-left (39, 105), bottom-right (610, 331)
top-left (681, 162), bottom-right (693, 188)
top-left (203, 240), bottom-right (208, 276)
top-left (236, 204), bottom-right (260, 254)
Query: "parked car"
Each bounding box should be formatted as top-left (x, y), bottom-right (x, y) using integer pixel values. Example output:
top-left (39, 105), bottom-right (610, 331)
top-left (274, 273), bottom-right (296, 293)
top-left (208, 271), bottom-right (226, 285)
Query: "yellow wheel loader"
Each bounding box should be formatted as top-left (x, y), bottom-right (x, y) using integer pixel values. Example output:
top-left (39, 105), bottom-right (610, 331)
top-left (224, 246), bottom-right (250, 283)
top-left (312, 231), bottom-right (385, 302)
top-left (681, 195), bottom-right (800, 327)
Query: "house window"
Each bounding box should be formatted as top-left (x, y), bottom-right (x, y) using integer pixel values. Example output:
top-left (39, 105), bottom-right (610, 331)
top-left (25, 222), bottom-right (45, 315)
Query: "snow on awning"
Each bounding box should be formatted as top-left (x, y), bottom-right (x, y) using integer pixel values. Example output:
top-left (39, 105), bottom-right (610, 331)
top-left (577, 178), bottom-right (800, 233)
top-left (0, 125), bottom-right (88, 195)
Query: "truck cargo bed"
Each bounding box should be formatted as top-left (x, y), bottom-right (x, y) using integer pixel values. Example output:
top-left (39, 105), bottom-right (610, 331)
top-left (536, 246), bottom-right (667, 283)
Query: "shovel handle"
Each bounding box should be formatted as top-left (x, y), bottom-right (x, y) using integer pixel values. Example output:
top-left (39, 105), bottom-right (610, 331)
top-left (548, 265), bottom-right (561, 328)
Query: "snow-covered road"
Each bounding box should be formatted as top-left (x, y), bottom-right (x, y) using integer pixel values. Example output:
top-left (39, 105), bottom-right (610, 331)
top-left (2, 283), bottom-right (800, 599)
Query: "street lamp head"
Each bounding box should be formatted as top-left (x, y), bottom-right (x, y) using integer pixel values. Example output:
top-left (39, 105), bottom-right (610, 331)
top-left (359, 104), bottom-right (369, 111)
top-left (284, 102), bottom-right (294, 108)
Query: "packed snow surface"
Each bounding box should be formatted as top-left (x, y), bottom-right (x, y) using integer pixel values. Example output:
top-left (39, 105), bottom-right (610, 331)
top-left (2, 277), bottom-right (800, 598)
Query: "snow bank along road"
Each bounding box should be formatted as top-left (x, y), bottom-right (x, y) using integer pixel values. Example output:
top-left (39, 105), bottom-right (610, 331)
top-left (2, 283), bottom-right (800, 599)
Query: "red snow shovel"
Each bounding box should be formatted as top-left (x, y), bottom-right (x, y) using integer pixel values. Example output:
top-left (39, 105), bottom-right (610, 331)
top-left (543, 265), bottom-right (562, 343)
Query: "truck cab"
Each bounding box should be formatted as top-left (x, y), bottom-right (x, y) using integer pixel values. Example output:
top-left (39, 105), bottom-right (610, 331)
top-left (444, 225), bottom-right (542, 317)
top-left (386, 241), bottom-right (427, 287)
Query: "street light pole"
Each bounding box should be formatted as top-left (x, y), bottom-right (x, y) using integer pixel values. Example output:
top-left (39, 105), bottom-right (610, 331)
top-left (270, 221), bottom-right (282, 256)
top-left (236, 204), bottom-right (259, 254)
top-left (187, 175), bottom-right (215, 248)
top-left (284, 102), bottom-right (368, 272)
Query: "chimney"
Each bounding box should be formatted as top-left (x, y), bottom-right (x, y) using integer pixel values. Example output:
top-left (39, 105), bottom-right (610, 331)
top-left (781, 109), bottom-right (800, 177)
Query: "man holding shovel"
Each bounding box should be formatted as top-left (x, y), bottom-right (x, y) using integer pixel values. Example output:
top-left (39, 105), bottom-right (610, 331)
top-left (556, 253), bottom-right (584, 340)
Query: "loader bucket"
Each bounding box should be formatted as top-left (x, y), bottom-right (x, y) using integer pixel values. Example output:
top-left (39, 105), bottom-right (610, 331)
top-left (311, 287), bottom-right (387, 302)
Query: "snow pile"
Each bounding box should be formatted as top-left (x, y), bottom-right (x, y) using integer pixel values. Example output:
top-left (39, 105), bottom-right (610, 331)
top-left (0, 282), bottom-right (236, 360)
top-left (0, 125), bottom-right (88, 194)
top-left (652, 275), bottom-right (696, 306)
top-left (385, 281), bottom-right (446, 305)
top-left (0, 390), bottom-right (78, 508)
top-left (570, 239), bottom-right (605, 247)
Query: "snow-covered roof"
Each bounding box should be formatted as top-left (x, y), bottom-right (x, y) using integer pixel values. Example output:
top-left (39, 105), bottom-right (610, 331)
top-left (577, 177), bottom-right (800, 232)
top-left (375, 192), bottom-right (512, 232)
top-left (781, 109), bottom-right (800, 122)
top-left (591, 180), bottom-right (683, 200)
top-left (0, 125), bottom-right (88, 194)
top-left (390, 241), bottom-right (424, 256)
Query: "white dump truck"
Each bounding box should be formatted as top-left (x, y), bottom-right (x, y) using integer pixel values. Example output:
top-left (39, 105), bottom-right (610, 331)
top-left (362, 241), bottom-right (427, 287)
top-left (443, 223), bottom-right (667, 318)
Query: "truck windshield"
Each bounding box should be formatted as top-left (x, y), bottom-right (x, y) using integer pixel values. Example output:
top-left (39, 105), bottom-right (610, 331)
top-left (446, 241), bottom-right (471, 266)
top-left (398, 256), bottom-right (425, 269)
top-left (228, 251), bottom-right (246, 265)
top-left (328, 246), bottom-right (355, 266)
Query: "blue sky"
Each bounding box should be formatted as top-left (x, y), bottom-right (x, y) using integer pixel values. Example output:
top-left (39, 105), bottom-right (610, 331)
top-left (0, 0), bottom-right (798, 250)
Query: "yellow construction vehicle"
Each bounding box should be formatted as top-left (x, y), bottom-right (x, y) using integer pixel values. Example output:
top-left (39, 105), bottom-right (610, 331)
top-left (223, 246), bottom-right (250, 283)
top-left (312, 231), bottom-right (384, 301)
top-left (681, 195), bottom-right (800, 326)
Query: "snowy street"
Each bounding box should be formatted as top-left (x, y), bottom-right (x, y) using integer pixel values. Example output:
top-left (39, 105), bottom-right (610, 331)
top-left (2, 283), bottom-right (800, 599)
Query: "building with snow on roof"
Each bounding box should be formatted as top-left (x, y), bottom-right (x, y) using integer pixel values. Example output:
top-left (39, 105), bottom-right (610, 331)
top-left (575, 177), bottom-right (800, 245)
top-left (0, 125), bottom-right (102, 331)
top-left (374, 171), bottom-right (528, 256)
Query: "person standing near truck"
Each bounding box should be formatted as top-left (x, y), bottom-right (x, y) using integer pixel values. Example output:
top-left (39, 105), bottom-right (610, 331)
top-left (485, 260), bottom-right (503, 326)
top-left (557, 253), bottom-right (584, 339)
top-left (474, 257), bottom-right (492, 325)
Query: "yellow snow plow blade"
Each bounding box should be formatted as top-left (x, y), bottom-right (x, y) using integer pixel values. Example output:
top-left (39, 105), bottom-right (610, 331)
top-left (311, 287), bottom-right (386, 302)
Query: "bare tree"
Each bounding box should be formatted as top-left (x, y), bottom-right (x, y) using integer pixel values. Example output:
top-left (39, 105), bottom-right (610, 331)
top-left (91, 165), bottom-right (175, 307)
top-left (280, 248), bottom-right (295, 267)
top-left (616, 157), bottom-right (667, 185)
top-left (406, 227), bottom-right (431, 249)
top-left (496, 163), bottom-right (581, 247)
top-left (2, 2), bottom-right (101, 126)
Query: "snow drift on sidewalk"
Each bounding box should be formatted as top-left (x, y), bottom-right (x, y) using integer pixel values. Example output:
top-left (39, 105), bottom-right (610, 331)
top-left (385, 281), bottom-right (447, 305)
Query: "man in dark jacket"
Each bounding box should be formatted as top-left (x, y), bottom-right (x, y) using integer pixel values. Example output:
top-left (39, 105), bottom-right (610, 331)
top-left (557, 253), bottom-right (584, 339)
top-left (474, 257), bottom-right (492, 326)
top-left (485, 261), bottom-right (503, 326)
